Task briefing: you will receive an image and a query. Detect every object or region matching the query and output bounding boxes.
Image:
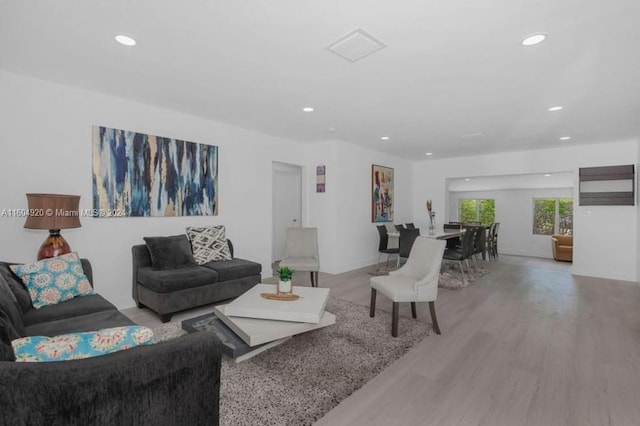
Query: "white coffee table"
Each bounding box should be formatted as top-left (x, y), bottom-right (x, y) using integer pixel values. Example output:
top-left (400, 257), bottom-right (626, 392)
top-left (209, 283), bottom-right (335, 361)
top-left (223, 283), bottom-right (330, 323)
top-left (214, 304), bottom-right (335, 347)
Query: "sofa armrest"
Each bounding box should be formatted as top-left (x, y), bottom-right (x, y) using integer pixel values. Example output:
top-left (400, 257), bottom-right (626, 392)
top-left (132, 245), bottom-right (153, 304)
top-left (80, 258), bottom-right (93, 287)
top-left (0, 331), bottom-right (221, 426)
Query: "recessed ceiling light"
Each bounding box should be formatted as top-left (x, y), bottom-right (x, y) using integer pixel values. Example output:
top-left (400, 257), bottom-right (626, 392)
top-left (328, 127), bottom-right (336, 132)
top-left (521, 33), bottom-right (547, 47)
top-left (380, 136), bottom-right (390, 141)
top-left (548, 106), bottom-right (563, 112)
top-left (425, 152), bottom-right (433, 156)
top-left (559, 136), bottom-right (572, 141)
top-left (460, 132), bottom-right (484, 139)
top-left (115, 35), bottom-right (136, 46)
top-left (544, 173), bottom-right (552, 177)
top-left (302, 107), bottom-right (314, 112)
top-left (464, 178), bottom-right (471, 182)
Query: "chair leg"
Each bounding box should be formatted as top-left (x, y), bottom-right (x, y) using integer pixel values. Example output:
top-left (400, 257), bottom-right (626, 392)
top-left (375, 253), bottom-right (383, 274)
top-left (411, 302), bottom-right (417, 319)
top-left (429, 301), bottom-right (441, 335)
top-left (392, 302), bottom-right (399, 337)
top-left (458, 261), bottom-right (466, 283)
top-left (370, 289), bottom-right (377, 317)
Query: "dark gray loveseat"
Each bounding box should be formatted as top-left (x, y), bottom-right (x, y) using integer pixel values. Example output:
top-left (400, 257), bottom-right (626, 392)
top-left (0, 260), bottom-right (222, 426)
top-left (132, 239), bottom-right (261, 322)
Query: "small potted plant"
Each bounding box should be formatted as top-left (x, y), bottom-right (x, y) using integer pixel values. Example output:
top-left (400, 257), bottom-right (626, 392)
top-left (277, 266), bottom-right (294, 294)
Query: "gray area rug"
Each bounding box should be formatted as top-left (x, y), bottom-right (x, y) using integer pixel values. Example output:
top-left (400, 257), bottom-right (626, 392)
top-left (438, 264), bottom-right (489, 289)
top-left (152, 297), bottom-right (430, 425)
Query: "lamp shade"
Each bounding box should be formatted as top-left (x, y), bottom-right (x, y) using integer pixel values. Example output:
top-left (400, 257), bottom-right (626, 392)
top-left (24, 193), bottom-right (81, 230)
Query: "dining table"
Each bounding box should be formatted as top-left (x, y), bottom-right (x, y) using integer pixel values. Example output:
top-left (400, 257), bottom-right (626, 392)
top-left (387, 229), bottom-right (465, 240)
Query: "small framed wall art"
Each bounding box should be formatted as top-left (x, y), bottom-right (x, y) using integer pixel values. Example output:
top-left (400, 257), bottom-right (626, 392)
top-left (316, 165), bottom-right (326, 193)
top-left (371, 164), bottom-right (394, 222)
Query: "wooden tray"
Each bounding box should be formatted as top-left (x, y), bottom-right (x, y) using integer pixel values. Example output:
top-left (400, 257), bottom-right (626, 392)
top-left (260, 292), bottom-right (300, 301)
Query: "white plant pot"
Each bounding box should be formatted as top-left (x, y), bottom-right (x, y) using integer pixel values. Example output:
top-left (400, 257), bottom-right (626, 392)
top-left (278, 279), bottom-right (292, 294)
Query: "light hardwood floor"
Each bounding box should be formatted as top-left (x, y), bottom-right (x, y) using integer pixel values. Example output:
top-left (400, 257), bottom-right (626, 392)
top-left (315, 256), bottom-right (640, 426)
top-left (123, 255), bottom-right (640, 426)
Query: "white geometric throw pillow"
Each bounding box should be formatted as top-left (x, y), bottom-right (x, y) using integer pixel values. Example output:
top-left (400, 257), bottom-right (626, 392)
top-left (186, 226), bottom-right (232, 264)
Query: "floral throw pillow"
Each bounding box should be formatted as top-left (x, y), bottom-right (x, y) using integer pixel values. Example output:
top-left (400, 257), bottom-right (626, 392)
top-left (10, 252), bottom-right (94, 309)
top-left (186, 226), bottom-right (232, 264)
top-left (12, 326), bottom-right (154, 362)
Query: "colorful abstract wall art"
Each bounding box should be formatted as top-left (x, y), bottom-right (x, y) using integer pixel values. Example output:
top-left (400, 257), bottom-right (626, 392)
top-left (92, 126), bottom-right (218, 217)
top-left (371, 164), bottom-right (394, 222)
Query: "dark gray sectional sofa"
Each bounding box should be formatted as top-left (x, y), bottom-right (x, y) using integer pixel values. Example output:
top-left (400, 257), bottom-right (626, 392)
top-left (0, 259), bottom-right (222, 425)
top-left (132, 239), bottom-right (262, 322)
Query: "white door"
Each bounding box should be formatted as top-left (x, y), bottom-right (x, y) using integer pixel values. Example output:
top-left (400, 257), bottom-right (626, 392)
top-left (272, 162), bottom-right (302, 262)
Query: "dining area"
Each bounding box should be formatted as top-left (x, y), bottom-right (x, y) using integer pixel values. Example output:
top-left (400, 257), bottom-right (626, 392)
top-left (375, 221), bottom-right (500, 283)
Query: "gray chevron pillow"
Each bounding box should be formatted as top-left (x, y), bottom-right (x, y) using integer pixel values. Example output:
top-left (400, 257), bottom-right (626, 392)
top-left (186, 226), bottom-right (232, 264)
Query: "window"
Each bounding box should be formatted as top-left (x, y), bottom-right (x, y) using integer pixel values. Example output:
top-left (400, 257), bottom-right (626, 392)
top-left (533, 198), bottom-right (573, 235)
top-left (458, 199), bottom-right (495, 226)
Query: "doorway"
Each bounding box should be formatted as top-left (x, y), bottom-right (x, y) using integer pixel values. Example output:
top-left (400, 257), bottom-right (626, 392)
top-left (272, 162), bottom-right (303, 262)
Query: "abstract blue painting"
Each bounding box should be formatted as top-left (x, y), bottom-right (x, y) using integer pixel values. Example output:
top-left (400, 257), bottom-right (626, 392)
top-left (92, 126), bottom-right (218, 217)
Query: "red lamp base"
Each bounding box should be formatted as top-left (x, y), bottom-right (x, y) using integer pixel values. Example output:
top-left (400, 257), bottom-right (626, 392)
top-left (37, 230), bottom-right (72, 260)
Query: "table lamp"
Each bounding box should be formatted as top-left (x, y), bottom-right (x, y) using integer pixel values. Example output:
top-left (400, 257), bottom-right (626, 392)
top-left (24, 193), bottom-right (81, 260)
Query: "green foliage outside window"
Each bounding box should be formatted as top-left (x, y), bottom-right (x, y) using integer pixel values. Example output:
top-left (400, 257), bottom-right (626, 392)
top-left (459, 199), bottom-right (477, 223)
top-left (533, 198), bottom-right (573, 235)
top-left (533, 199), bottom-right (556, 235)
top-left (558, 199), bottom-right (573, 235)
top-left (459, 199), bottom-right (495, 226)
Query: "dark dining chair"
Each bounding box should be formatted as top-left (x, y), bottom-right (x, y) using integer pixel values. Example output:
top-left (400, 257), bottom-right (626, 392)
top-left (443, 223), bottom-right (462, 249)
top-left (396, 228), bottom-right (420, 268)
top-left (394, 224), bottom-right (405, 231)
top-left (465, 225), bottom-right (486, 267)
top-left (376, 225), bottom-right (399, 274)
top-left (487, 222), bottom-right (500, 259)
top-left (473, 225), bottom-right (487, 262)
top-left (405, 223), bottom-right (416, 229)
top-left (443, 227), bottom-right (477, 282)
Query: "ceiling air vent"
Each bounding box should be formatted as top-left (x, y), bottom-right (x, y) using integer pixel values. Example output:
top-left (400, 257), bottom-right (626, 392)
top-left (326, 28), bottom-right (386, 62)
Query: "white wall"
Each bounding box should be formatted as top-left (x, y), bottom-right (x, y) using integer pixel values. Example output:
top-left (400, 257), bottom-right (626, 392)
top-left (0, 71), bottom-right (314, 309)
top-left (413, 141), bottom-right (640, 282)
top-left (0, 71), bottom-right (412, 308)
top-left (449, 188), bottom-right (573, 258)
top-left (305, 140), bottom-right (413, 274)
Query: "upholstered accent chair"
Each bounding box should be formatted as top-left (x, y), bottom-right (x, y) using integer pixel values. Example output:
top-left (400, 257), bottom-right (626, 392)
top-left (551, 234), bottom-right (573, 262)
top-left (279, 227), bottom-right (320, 287)
top-left (370, 237), bottom-right (446, 337)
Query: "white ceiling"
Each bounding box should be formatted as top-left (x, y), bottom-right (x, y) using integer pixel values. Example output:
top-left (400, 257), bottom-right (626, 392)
top-left (448, 172), bottom-right (574, 192)
top-left (1, 0), bottom-right (639, 159)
